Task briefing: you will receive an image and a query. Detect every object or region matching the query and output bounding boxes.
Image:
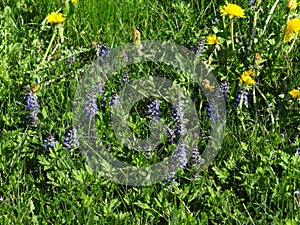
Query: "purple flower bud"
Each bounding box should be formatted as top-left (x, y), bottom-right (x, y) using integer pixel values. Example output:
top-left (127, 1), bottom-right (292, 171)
top-left (173, 140), bottom-right (188, 169)
top-left (110, 92), bottom-right (120, 108)
top-left (42, 133), bottom-right (56, 150)
top-left (248, 0), bottom-right (255, 6)
top-left (171, 101), bottom-right (184, 123)
top-left (165, 126), bottom-right (176, 143)
top-left (192, 38), bottom-right (205, 56)
top-left (64, 127), bottom-right (79, 150)
top-left (190, 143), bottom-right (202, 167)
top-left (84, 83), bottom-right (104, 118)
top-left (24, 90), bottom-right (38, 126)
top-left (148, 97), bottom-right (160, 123)
top-left (96, 43), bottom-right (110, 61)
top-left (122, 71), bottom-right (130, 83)
top-left (206, 105), bottom-right (218, 124)
top-left (219, 80), bottom-right (229, 99)
top-left (210, 17), bottom-right (219, 24)
top-left (85, 90), bottom-right (98, 117)
top-left (236, 90), bottom-right (249, 108)
top-left (174, 122), bottom-right (185, 136)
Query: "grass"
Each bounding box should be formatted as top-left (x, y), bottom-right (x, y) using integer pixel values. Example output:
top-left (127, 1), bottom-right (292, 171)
top-left (1, 0), bottom-right (300, 224)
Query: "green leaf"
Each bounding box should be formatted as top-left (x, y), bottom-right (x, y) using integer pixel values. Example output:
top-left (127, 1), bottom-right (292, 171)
top-left (133, 200), bottom-right (151, 210)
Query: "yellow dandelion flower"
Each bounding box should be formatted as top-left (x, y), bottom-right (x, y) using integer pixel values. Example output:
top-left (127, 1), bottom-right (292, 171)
top-left (284, 18), bottom-right (300, 42)
top-left (239, 70), bottom-right (255, 86)
top-left (71, 0), bottom-right (78, 4)
top-left (220, 3), bottom-right (246, 19)
top-left (243, 70), bottom-right (254, 77)
top-left (46, 12), bottom-right (66, 24)
top-left (289, 89), bottom-right (300, 98)
top-left (288, 0), bottom-right (298, 10)
top-left (207, 34), bottom-right (220, 45)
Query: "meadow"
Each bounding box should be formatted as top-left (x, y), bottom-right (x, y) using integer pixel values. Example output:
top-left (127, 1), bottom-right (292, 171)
top-left (1, 0), bottom-right (300, 224)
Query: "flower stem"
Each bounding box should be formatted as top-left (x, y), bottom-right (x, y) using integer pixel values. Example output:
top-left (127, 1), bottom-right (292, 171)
top-left (288, 38), bottom-right (297, 53)
top-left (222, 16), bottom-right (229, 58)
top-left (255, 86), bottom-right (275, 130)
top-left (262, 0), bottom-right (280, 36)
top-left (230, 19), bottom-right (235, 51)
top-left (41, 27), bottom-right (57, 64)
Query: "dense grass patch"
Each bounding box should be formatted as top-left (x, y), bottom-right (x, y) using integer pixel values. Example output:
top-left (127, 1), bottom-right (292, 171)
top-left (0, 0), bottom-right (300, 224)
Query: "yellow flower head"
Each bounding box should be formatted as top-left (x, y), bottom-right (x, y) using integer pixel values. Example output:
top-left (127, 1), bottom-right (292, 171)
top-left (46, 12), bottom-right (66, 24)
top-left (289, 89), bottom-right (300, 98)
top-left (288, 0), bottom-right (298, 10)
top-left (71, 0), bottom-right (78, 4)
top-left (239, 70), bottom-right (255, 86)
top-left (220, 3), bottom-right (246, 19)
top-left (284, 18), bottom-right (300, 42)
top-left (207, 34), bottom-right (220, 45)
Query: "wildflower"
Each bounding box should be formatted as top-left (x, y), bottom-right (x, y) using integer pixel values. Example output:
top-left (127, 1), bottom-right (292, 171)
top-left (288, 0), bottom-right (298, 10)
top-left (174, 122), bottom-right (185, 136)
top-left (42, 133), bottom-right (56, 150)
top-left (96, 43), bottom-right (110, 61)
top-left (85, 90), bottom-right (98, 117)
top-left (46, 12), bottom-right (66, 24)
top-left (239, 70), bottom-right (255, 86)
top-left (192, 38), bottom-right (205, 56)
top-left (210, 17), bottom-right (220, 24)
top-left (236, 90), bottom-right (249, 108)
top-left (110, 92), bottom-right (120, 108)
top-left (248, 0), bottom-right (255, 5)
top-left (220, 3), bottom-right (246, 19)
top-left (85, 83), bottom-right (104, 117)
top-left (173, 139), bottom-right (188, 169)
top-left (64, 127), bottom-right (79, 150)
top-left (71, 0), bottom-right (78, 5)
top-left (171, 102), bottom-right (184, 123)
top-left (206, 105), bottom-right (218, 124)
top-left (24, 90), bottom-right (38, 125)
top-left (148, 97), bottom-right (160, 122)
top-left (207, 34), bottom-right (220, 45)
top-left (284, 18), bottom-right (300, 42)
top-left (171, 102), bottom-right (185, 136)
top-left (289, 89), bottom-right (300, 98)
top-left (190, 143), bottom-right (202, 167)
top-left (122, 71), bottom-right (130, 83)
top-left (297, 147), bottom-right (300, 155)
top-left (219, 79), bottom-right (229, 99)
top-left (165, 126), bottom-right (176, 143)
